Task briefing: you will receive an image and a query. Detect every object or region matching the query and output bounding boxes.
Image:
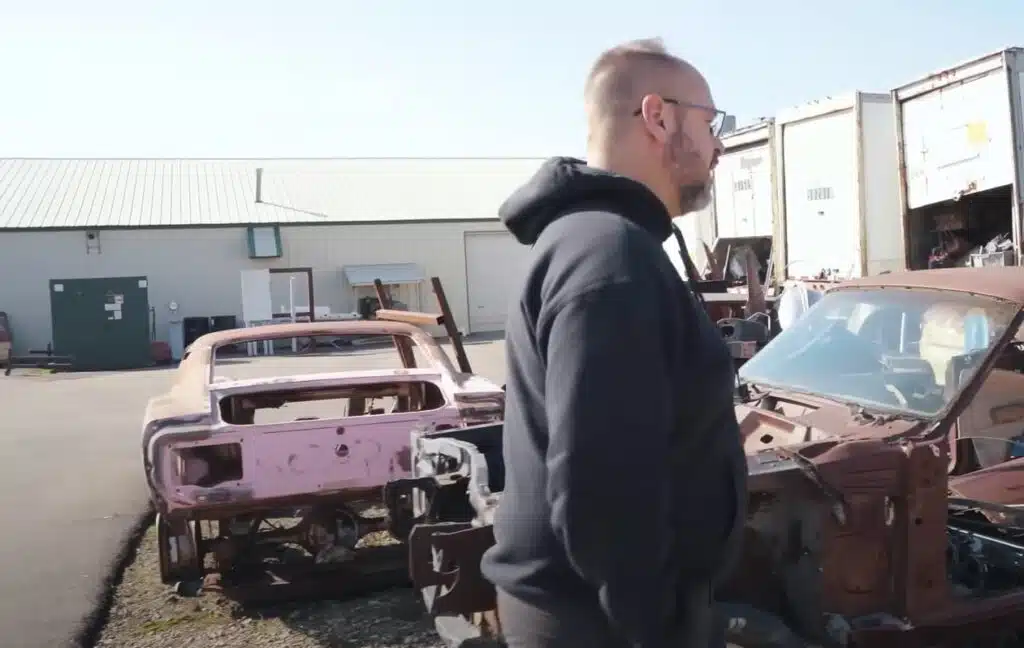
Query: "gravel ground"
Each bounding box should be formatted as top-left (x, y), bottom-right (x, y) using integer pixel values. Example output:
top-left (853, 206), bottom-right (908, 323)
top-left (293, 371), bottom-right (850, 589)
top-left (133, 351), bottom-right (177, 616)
top-left (95, 524), bottom-right (445, 648)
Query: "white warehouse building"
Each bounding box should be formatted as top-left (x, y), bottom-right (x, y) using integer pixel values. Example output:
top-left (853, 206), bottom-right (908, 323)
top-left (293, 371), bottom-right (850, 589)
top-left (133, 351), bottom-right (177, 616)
top-left (0, 157), bottom-right (544, 369)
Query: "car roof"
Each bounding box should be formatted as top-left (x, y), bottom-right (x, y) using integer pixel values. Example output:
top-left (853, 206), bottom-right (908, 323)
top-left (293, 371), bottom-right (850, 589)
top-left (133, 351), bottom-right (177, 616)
top-left (834, 266), bottom-right (1024, 305)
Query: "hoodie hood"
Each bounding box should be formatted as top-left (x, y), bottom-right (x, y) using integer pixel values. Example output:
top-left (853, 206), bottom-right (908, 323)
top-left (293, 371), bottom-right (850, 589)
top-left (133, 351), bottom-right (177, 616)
top-left (499, 157), bottom-right (673, 245)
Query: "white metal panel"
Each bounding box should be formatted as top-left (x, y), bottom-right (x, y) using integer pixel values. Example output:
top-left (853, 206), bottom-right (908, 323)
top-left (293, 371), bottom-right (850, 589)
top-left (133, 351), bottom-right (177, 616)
top-left (782, 108), bottom-right (860, 279)
top-left (777, 93), bottom-right (862, 125)
top-left (664, 202), bottom-right (717, 276)
top-left (664, 217), bottom-right (693, 280)
top-left (240, 269), bottom-right (273, 322)
top-left (693, 198), bottom-right (716, 263)
top-left (1017, 63), bottom-right (1024, 244)
top-left (720, 121), bottom-right (772, 149)
top-left (900, 69), bottom-right (1016, 209)
top-left (859, 97), bottom-right (906, 274)
top-left (893, 48), bottom-right (1012, 102)
top-left (713, 144), bottom-right (773, 238)
top-left (464, 231), bottom-right (532, 334)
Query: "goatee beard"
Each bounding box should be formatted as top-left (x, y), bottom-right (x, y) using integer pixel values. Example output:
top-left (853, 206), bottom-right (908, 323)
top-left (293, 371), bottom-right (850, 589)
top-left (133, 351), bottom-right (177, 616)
top-left (677, 182), bottom-right (711, 215)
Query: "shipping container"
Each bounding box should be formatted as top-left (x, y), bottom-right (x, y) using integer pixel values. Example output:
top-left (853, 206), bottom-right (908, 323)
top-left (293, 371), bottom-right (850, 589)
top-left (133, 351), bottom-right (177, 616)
top-left (777, 92), bottom-right (904, 280)
top-left (713, 120), bottom-right (779, 241)
top-left (893, 48), bottom-right (1024, 270)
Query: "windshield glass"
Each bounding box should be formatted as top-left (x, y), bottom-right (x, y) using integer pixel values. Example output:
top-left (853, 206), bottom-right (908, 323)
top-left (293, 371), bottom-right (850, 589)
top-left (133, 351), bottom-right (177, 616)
top-left (739, 288), bottom-right (1020, 417)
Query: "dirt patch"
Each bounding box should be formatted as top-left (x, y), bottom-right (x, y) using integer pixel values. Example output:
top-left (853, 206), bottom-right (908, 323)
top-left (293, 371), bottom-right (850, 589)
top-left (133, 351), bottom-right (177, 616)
top-left (95, 525), bottom-right (444, 648)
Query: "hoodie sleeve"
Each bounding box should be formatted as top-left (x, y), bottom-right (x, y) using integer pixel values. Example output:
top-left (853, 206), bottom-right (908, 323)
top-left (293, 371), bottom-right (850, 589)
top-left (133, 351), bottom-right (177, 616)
top-left (541, 279), bottom-right (677, 647)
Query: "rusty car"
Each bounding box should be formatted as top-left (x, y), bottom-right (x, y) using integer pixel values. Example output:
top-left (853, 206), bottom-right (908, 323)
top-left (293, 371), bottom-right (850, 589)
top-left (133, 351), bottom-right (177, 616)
top-left (385, 266), bottom-right (1024, 647)
top-left (141, 320), bottom-right (504, 592)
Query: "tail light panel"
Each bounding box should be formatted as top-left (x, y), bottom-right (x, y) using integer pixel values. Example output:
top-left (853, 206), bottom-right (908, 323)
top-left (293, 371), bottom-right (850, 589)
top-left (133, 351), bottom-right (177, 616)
top-left (454, 392), bottom-right (505, 425)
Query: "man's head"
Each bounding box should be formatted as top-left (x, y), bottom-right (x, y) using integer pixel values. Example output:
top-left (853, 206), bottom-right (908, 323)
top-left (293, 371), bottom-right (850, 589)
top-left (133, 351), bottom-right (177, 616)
top-left (584, 38), bottom-right (725, 216)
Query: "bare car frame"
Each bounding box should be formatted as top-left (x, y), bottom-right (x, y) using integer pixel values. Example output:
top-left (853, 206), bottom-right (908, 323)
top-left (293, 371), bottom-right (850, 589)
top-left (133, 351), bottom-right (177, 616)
top-left (386, 267), bottom-right (1024, 647)
top-left (142, 320), bottom-right (504, 589)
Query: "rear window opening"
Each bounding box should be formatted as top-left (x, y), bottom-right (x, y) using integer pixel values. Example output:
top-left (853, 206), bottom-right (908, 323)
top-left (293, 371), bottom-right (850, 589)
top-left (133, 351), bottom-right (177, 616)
top-left (210, 333), bottom-right (440, 382)
top-left (218, 381), bottom-right (446, 425)
top-left (906, 184), bottom-right (1014, 271)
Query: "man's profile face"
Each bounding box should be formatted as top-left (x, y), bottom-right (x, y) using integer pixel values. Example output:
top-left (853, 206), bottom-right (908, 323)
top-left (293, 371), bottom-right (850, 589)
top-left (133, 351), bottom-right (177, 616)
top-left (661, 74), bottom-right (723, 215)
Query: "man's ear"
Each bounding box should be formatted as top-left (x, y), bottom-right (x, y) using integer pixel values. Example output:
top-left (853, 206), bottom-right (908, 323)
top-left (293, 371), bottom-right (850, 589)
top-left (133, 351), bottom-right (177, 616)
top-left (639, 94), bottom-right (670, 144)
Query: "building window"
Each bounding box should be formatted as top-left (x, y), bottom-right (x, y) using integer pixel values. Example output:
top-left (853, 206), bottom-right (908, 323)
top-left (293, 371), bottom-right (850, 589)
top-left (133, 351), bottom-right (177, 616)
top-left (246, 225), bottom-right (282, 259)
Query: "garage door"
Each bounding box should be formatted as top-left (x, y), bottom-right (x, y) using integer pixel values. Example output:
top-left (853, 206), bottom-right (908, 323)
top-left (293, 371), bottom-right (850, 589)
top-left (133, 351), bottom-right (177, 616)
top-left (464, 231), bottom-right (532, 334)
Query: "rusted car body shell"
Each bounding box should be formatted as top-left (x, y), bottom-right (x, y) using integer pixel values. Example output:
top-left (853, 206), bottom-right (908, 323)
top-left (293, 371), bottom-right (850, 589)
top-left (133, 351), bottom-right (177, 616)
top-left (741, 266), bottom-right (1024, 477)
top-left (390, 267), bottom-right (1024, 647)
top-left (400, 432), bottom-right (1024, 646)
top-left (836, 265), bottom-right (1024, 301)
top-left (142, 320), bottom-right (504, 519)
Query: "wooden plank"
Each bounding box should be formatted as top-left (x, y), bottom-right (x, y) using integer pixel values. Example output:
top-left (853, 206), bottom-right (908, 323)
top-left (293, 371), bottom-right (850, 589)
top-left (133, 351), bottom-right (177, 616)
top-left (702, 292), bottom-right (778, 304)
top-left (371, 279), bottom-right (415, 412)
top-left (373, 280), bottom-right (418, 369)
top-left (374, 309), bottom-right (444, 326)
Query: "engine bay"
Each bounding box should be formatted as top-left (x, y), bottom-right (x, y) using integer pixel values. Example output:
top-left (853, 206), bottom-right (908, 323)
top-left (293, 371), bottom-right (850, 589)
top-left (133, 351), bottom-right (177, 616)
top-left (391, 422), bottom-right (1024, 647)
top-left (721, 448), bottom-right (1024, 645)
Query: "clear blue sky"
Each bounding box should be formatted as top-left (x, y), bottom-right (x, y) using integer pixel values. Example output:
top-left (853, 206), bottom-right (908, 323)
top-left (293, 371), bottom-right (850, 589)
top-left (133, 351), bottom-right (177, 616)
top-left (1, 0), bottom-right (1019, 158)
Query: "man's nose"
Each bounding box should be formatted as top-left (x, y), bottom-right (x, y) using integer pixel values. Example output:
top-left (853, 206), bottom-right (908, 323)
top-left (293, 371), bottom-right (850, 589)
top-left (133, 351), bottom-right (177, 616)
top-left (711, 145), bottom-right (723, 169)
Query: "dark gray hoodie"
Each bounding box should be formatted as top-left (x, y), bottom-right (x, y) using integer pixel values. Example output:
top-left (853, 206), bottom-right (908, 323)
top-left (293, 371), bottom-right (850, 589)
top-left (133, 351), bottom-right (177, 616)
top-left (480, 157), bottom-right (746, 647)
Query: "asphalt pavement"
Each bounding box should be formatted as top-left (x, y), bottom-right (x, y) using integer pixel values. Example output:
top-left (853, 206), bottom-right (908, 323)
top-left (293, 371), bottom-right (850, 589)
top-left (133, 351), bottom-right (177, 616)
top-left (0, 370), bottom-right (165, 648)
top-left (0, 336), bottom-right (506, 648)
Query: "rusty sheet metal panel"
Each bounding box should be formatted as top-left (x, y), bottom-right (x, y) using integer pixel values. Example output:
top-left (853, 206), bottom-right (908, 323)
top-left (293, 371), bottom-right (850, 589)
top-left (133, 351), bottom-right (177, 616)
top-left (894, 50), bottom-right (1021, 211)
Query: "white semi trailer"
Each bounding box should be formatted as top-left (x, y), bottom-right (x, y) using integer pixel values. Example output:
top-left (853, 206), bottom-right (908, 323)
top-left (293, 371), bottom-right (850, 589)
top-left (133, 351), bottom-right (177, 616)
top-left (893, 47), bottom-right (1024, 270)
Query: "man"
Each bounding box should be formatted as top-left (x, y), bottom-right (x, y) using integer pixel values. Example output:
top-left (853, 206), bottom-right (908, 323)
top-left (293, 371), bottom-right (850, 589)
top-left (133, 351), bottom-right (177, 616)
top-left (480, 38), bottom-right (747, 648)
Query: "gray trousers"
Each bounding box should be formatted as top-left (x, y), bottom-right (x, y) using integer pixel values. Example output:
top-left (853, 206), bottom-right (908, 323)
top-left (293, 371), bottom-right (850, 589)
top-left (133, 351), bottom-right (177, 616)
top-left (497, 587), bottom-right (723, 648)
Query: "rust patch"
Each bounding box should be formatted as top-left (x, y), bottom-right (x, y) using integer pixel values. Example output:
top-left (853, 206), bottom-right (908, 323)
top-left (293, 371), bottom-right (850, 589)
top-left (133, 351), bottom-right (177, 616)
top-left (395, 446), bottom-right (412, 473)
top-left (838, 266), bottom-right (1024, 305)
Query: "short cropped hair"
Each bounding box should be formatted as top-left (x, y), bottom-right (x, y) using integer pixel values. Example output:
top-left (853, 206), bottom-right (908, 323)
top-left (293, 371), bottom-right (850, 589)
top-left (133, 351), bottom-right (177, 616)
top-left (584, 38), bottom-right (692, 132)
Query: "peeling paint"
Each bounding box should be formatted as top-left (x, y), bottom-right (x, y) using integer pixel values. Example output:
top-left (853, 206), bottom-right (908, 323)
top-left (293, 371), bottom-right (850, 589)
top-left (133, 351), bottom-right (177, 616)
top-left (395, 447), bottom-right (413, 473)
top-left (145, 323), bottom-right (505, 518)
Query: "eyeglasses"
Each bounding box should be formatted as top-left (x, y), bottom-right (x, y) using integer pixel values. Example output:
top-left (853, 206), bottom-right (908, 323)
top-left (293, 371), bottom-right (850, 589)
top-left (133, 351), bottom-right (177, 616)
top-left (632, 98), bottom-right (730, 137)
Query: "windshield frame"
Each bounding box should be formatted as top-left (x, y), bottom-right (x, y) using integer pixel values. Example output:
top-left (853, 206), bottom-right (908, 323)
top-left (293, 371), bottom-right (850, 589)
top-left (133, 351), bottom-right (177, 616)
top-left (740, 285), bottom-right (1024, 422)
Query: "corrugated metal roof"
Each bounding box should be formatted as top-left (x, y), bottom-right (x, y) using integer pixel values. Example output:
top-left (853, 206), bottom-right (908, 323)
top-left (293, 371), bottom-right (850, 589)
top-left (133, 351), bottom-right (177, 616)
top-left (343, 263), bottom-right (426, 286)
top-left (0, 158), bottom-right (546, 229)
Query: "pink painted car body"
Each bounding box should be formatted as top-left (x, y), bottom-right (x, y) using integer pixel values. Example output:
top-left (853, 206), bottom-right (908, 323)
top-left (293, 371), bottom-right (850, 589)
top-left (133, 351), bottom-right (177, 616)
top-left (141, 321), bottom-right (505, 519)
